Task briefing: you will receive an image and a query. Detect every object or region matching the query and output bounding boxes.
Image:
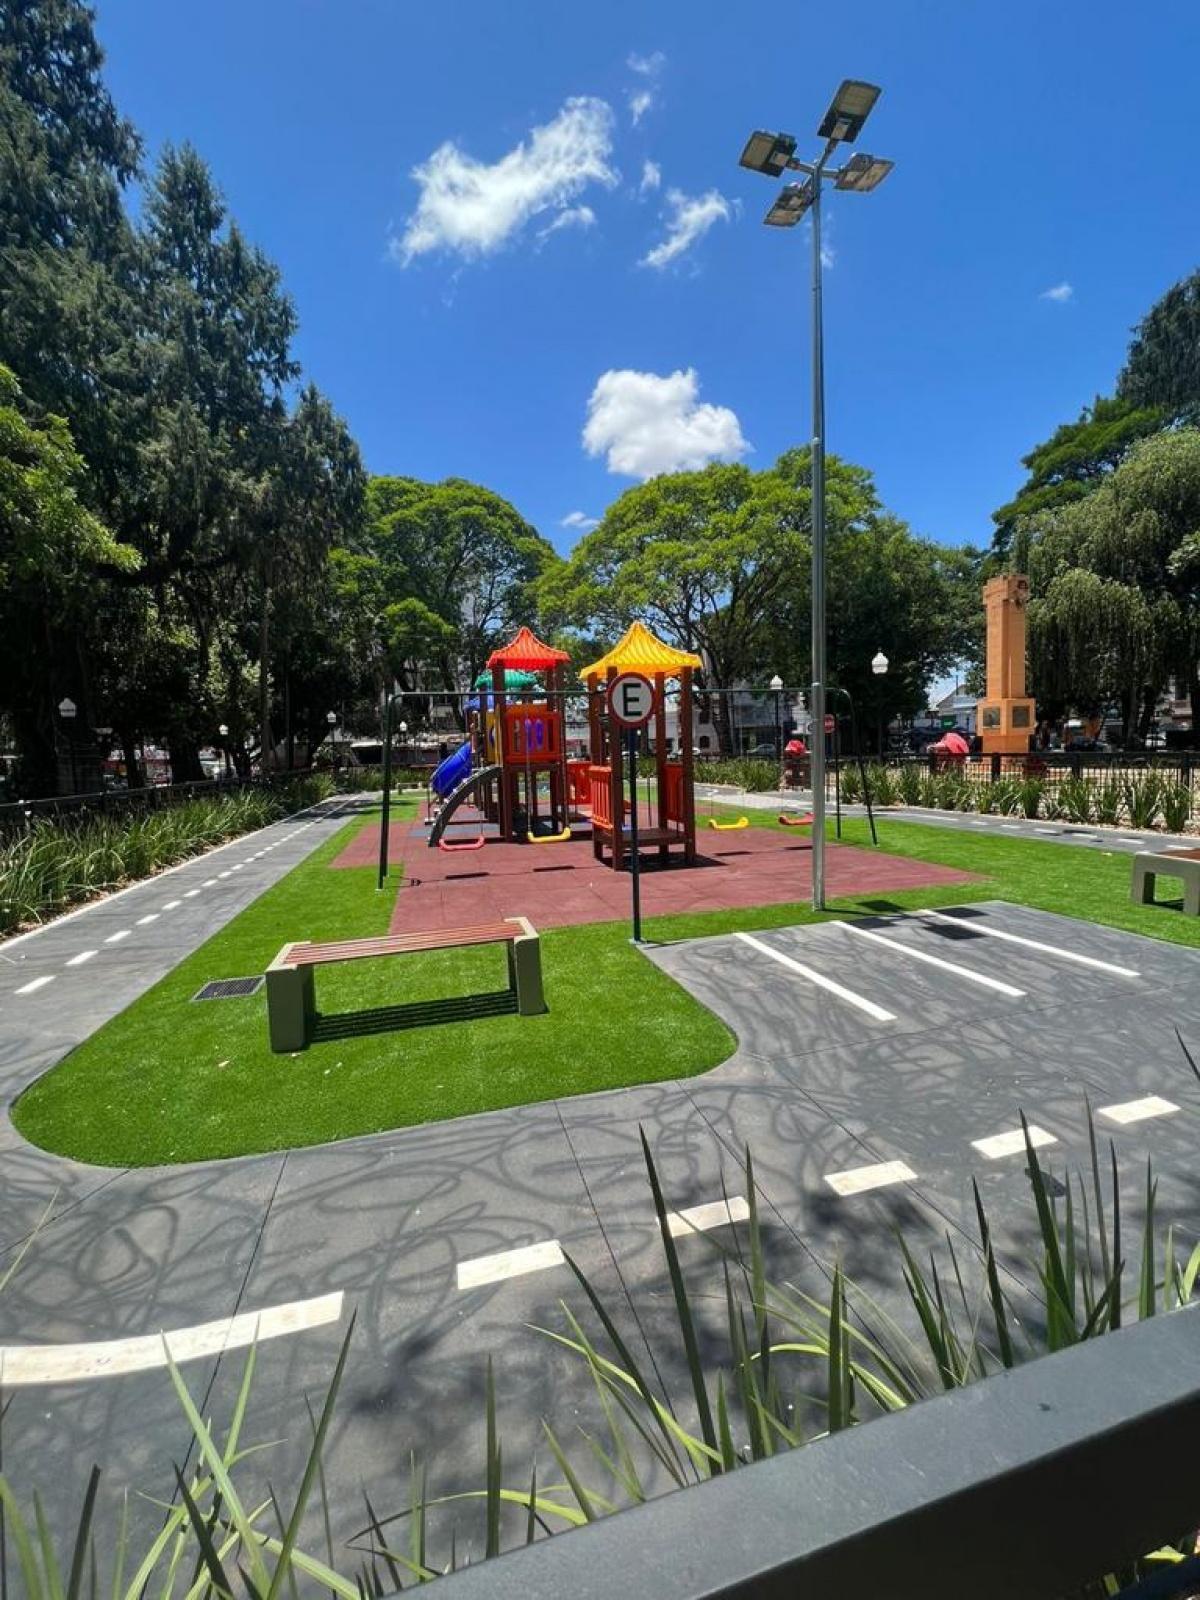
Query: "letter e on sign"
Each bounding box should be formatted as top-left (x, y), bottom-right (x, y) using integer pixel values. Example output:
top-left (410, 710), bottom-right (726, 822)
top-left (608, 673), bottom-right (655, 728)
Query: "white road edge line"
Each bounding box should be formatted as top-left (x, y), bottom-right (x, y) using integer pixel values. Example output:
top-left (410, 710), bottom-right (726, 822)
top-left (1098, 1096), bottom-right (1180, 1125)
top-left (15, 975), bottom-right (55, 995)
top-left (971, 1125), bottom-right (1056, 1160)
top-left (918, 910), bottom-right (1139, 977)
top-left (825, 1160), bottom-right (917, 1197)
top-left (0, 1291), bottom-right (344, 1387)
top-left (666, 1196), bottom-right (750, 1237)
top-left (457, 1240), bottom-right (565, 1290)
top-left (65, 950), bottom-right (97, 967)
top-left (734, 932), bottom-right (896, 1022)
top-left (838, 922), bottom-right (1026, 997)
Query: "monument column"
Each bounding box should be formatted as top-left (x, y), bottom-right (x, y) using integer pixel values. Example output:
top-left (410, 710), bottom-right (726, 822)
top-left (977, 574), bottom-right (1037, 755)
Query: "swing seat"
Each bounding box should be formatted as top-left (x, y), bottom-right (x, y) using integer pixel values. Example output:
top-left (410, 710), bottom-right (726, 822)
top-left (527, 826), bottom-right (572, 844)
top-left (707, 816), bottom-right (750, 831)
top-left (778, 813), bottom-right (814, 828)
top-left (438, 834), bottom-right (486, 853)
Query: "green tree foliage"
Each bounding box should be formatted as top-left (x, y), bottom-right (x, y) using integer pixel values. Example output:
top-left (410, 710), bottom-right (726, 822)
top-left (991, 396), bottom-right (1165, 562)
top-left (1118, 267), bottom-right (1200, 423)
top-left (1026, 429), bottom-right (1200, 738)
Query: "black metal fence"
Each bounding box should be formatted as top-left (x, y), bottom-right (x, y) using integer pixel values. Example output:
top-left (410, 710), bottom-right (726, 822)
top-left (0, 770), bottom-right (317, 837)
top-left (433, 1305), bottom-right (1200, 1600)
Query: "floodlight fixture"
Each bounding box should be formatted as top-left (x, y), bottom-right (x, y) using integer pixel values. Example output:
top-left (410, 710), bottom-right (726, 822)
top-left (871, 651), bottom-right (889, 676)
top-left (326, 710), bottom-right (337, 725)
top-left (58, 697), bottom-right (77, 719)
top-left (817, 79), bottom-right (880, 144)
top-left (763, 180), bottom-right (813, 228)
top-left (835, 152), bottom-right (894, 192)
top-left (218, 723), bottom-right (229, 737)
top-left (739, 129), bottom-right (798, 177)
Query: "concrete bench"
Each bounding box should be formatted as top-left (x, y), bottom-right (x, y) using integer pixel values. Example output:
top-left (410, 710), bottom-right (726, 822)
top-left (1131, 848), bottom-right (1200, 918)
top-left (266, 917), bottom-right (545, 1053)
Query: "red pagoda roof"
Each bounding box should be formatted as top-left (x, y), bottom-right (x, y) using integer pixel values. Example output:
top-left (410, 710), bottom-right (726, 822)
top-left (486, 626), bottom-right (571, 671)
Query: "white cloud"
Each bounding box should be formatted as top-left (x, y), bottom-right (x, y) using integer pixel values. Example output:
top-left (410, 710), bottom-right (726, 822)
top-left (537, 205), bottom-right (596, 243)
top-left (393, 97), bottom-right (616, 263)
top-left (1040, 281), bottom-right (1074, 303)
top-left (626, 49), bottom-right (665, 123)
top-left (639, 159), bottom-right (661, 196)
top-left (583, 367), bottom-right (750, 479)
top-left (560, 510), bottom-right (600, 532)
top-left (640, 187), bottom-right (731, 270)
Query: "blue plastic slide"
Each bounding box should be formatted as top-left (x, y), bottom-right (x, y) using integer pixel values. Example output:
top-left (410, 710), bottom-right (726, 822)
top-left (431, 741), bottom-right (472, 799)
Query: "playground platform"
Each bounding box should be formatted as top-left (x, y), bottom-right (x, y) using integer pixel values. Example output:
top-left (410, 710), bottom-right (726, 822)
top-left (331, 816), bottom-right (978, 934)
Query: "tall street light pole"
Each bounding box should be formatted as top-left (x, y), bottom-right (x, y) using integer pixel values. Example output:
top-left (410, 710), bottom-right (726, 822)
top-left (739, 82), bottom-right (894, 909)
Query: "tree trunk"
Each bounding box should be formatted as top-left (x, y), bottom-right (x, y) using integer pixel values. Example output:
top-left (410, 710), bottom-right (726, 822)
top-left (258, 578), bottom-right (272, 773)
top-left (1187, 663), bottom-right (1200, 741)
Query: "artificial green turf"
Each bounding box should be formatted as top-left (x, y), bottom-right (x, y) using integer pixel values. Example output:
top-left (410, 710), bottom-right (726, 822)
top-left (14, 800), bottom-right (1199, 1167)
top-left (12, 804), bottom-right (735, 1166)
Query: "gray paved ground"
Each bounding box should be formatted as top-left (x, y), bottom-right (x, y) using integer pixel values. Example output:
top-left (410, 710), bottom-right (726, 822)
top-left (697, 782), bottom-right (1198, 854)
top-left (3, 811), bottom-right (1200, 1574)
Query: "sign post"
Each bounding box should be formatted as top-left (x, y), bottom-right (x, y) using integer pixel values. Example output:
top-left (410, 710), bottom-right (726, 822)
top-left (608, 672), bottom-right (655, 944)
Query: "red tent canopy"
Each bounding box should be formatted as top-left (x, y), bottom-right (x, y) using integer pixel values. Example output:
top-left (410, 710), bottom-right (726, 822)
top-left (486, 626), bottom-right (571, 672)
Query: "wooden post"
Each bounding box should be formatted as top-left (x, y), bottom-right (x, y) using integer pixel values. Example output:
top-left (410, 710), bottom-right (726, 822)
top-left (654, 672), bottom-right (669, 862)
top-left (680, 667), bottom-right (696, 864)
top-left (607, 665), bottom-right (623, 872)
top-left (492, 663), bottom-right (512, 840)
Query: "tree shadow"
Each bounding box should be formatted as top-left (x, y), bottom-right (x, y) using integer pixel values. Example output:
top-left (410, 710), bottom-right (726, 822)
top-left (311, 989), bottom-right (518, 1042)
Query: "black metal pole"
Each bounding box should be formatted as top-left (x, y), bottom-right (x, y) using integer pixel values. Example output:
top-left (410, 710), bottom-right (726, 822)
top-left (377, 694), bottom-right (395, 892)
top-left (833, 716), bottom-right (842, 838)
top-left (627, 727), bottom-right (642, 943)
top-left (847, 694), bottom-right (878, 847)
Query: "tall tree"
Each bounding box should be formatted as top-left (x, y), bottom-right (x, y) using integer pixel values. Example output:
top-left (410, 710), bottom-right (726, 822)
top-left (1118, 268), bottom-right (1200, 423)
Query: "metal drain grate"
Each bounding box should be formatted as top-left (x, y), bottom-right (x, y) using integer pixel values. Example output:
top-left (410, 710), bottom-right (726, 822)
top-left (191, 976), bottom-right (264, 1002)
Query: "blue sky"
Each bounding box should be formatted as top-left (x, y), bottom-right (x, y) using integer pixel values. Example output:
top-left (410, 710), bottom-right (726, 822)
top-left (95, 0), bottom-right (1200, 559)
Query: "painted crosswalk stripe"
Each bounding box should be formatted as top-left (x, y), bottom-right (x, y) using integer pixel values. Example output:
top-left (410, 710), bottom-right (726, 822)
top-left (456, 1240), bottom-right (565, 1291)
top-left (65, 950), bottom-right (97, 967)
top-left (15, 975), bottom-right (55, 995)
top-left (1098, 1096), bottom-right (1179, 1126)
top-left (971, 1125), bottom-right (1056, 1160)
top-left (666, 1196), bottom-right (750, 1238)
top-left (104, 929), bottom-right (131, 944)
top-left (839, 922), bottom-right (1025, 997)
top-left (825, 1160), bottom-right (916, 1197)
top-left (918, 910), bottom-right (1139, 977)
top-left (0, 1292), bottom-right (343, 1387)
top-left (734, 932), bottom-right (896, 1022)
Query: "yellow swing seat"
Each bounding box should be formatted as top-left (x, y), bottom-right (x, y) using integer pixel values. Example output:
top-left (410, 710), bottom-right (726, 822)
top-left (707, 816), bottom-right (750, 831)
top-left (527, 825), bottom-right (572, 844)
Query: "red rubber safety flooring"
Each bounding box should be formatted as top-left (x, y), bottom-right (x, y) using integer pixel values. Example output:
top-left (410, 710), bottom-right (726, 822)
top-left (330, 815), bottom-right (978, 935)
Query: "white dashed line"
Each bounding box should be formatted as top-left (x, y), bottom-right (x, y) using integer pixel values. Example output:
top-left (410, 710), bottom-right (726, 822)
top-left (1117, 838), bottom-right (1143, 847)
top-left (65, 950), bottom-right (97, 967)
top-left (218, 870), bottom-right (231, 879)
top-left (135, 914), bottom-right (159, 926)
top-left (230, 864), bottom-right (244, 872)
top-left (839, 923), bottom-right (1026, 997)
top-left (1035, 827), bottom-right (1058, 835)
top-left (183, 889), bottom-right (201, 898)
top-left (456, 1240), bottom-right (564, 1290)
top-left (971, 1125), bottom-right (1057, 1160)
top-left (918, 910), bottom-right (1139, 977)
top-left (104, 929), bottom-right (131, 944)
top-left (665, 1196), bottom-right (750, 1237)
top-left (0, 1291), bottom-right (344, 1387)
top-left (734, 932), bottom-right (896, 1022)
top-left (825, 1160), bottom-right (917, 1197)
top-left (1098, 1096), bottom-right (1180, 1126)
top-left (15, 975), bottom-right (55, 995)
top-left (162, 899), bottom-right (182, 910)
top-left (202, 878), bottom-right (218, 887)
top-left (1000, 823), bottom-right (1022, 830)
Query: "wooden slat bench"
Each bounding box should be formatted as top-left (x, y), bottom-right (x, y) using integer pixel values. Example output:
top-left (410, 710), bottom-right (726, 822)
top-left (1131, 848), bottom-right (1200, 918)
top-left (265, 917), bottom-right (545, 1053)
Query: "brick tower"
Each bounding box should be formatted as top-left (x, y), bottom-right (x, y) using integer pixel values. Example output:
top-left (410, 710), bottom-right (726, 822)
top-left (977, 574), bottom-right (1037, 754)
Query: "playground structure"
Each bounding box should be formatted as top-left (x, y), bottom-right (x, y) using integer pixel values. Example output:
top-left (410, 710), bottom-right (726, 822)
top-left (581, 622), bottom-right (701, 869)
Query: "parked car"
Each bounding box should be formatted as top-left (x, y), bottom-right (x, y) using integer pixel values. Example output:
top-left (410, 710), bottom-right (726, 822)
top-left (745, 743), bottom-right (779, 759)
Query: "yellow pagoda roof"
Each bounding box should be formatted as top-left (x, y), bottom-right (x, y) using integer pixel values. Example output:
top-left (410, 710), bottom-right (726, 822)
top-left (579, 621), bottom-right (702, 680)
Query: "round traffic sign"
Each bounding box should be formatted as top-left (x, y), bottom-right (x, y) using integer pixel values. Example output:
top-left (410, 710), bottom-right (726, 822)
top-left (608, 672), bottom-right (655, 728)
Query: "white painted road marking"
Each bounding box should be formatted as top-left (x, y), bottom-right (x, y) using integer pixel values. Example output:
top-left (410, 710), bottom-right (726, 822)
top-left (183, 889), bottom-right (201, 898)
top-left (162, 899), bottom-right (182, 910)
top-left (666, 1196), bottom-right (750, 1237)
top-left (734, 932), bottom-right (897, 1023)
top-left (218, 871), bottom-right (231, 879)
top-left (15, 975), bottom-right (55, 995)
top-left (918, 910), bottom-right (1139, 977)
top-left (839, 922), bottom-right (1026, 998)
top-left (456, 1240), bottom-right (564, 1290)
top-left (825, 1160), bottom-right (917, 1197)
top-left (0, 1292), bottom-right (344, 1387)
top-left (203, 878), bottom-right (218, 887)
top-left (1098, 1095), bottom-right (1180, 1125)
top-left (136, 913), bottom-right (159, 926)
top-left (104, 929), bottom-right (131, 944)
top-left (230, 864), bottom-right (244, 872)
top-left (65, 950), bottom-right (97, 967)
top-left (972, 1125), bottom-right (1057, 1160)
